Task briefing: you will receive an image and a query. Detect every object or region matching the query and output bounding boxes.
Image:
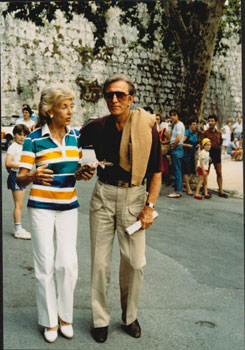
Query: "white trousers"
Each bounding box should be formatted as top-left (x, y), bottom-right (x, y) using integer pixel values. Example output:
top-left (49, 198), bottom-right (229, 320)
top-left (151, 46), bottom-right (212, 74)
top-left (29, 207), bottom-right (78, 328)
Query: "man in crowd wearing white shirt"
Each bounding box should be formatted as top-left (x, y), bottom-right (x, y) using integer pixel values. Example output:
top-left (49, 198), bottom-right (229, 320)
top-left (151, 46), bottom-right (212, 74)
top-left (167, 109), bottom-right (185, 198)
top-left (232, 118), bottom-right (242, 140)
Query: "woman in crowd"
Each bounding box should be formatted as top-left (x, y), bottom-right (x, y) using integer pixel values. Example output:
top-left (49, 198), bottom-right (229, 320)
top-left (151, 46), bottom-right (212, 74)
top-left (182, 119), bottom-right (198, 195)
top-left (17, 83), bottom-right (93, 343)
top-left (155, 113), bottom-right (171, 183)
top-left (15, 105), bottom-right (36, 132)
top-left (221, 120), bottom-right (232, 155)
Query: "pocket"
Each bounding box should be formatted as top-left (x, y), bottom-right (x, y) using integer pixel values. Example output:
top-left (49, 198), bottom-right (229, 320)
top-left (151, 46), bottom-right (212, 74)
top-left (90, 181), bottom-right (104, 212)
top-left (128, 204), bottom-right (144, 218)
top-left (90, 198), bottom-right (103, 212)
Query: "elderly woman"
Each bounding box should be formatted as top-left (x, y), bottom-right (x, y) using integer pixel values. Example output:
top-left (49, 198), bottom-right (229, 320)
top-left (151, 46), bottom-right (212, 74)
top-left (17, 83), bottom-right (93, 343)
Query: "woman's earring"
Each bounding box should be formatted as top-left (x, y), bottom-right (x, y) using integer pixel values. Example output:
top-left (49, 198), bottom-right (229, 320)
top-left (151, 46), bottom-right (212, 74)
top-left (50, 114), bottom-right (53, 119)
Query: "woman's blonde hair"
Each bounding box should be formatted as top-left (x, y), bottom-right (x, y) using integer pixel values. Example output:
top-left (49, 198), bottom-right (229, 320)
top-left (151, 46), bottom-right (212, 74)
top-left (38, 83), bottom-right (75, 126)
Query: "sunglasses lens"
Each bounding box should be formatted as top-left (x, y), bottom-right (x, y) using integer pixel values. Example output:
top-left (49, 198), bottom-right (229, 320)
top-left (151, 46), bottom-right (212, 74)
top-left (104, 92), bottom-right (128, 100)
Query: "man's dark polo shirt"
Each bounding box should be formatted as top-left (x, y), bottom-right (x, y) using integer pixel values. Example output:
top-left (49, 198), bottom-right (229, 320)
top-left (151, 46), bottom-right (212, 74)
top-left (78, 114), bottom-right (163, 183)
top-left (201, 127), bottom-right (222, 150)
top-left (201, 127), bottom-right (222, 164)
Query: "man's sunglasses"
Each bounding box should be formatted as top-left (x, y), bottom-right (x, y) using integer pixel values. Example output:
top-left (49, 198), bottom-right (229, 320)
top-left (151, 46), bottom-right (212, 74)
top-left (104, 91), bottom-right (130, 101)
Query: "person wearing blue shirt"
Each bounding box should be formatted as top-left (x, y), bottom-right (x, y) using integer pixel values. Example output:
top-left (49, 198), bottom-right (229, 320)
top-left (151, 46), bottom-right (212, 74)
top-left (182, 119), bottom-right (198, 195)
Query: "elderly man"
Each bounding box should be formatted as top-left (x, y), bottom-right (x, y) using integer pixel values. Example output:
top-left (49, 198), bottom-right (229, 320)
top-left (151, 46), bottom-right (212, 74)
top-left (232, 118), bottom-right (243, 140)
top-left (201, 115), bottom-right (228, 198)
top-left (78, 74), bottom-right (162, 343)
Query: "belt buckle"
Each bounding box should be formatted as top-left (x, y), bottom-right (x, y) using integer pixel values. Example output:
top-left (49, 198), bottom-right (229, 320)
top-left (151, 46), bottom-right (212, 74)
top-left (118, 180), bottom-right (129, 188)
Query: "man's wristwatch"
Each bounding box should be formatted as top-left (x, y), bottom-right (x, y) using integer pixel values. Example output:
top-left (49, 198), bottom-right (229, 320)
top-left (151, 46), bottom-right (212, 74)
top-left (145, 202), bottom-right (155, 209)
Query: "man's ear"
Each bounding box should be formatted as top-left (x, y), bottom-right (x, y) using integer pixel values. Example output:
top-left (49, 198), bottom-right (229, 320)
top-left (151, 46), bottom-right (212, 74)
top-left (128, 95), bottom-right (134, 106)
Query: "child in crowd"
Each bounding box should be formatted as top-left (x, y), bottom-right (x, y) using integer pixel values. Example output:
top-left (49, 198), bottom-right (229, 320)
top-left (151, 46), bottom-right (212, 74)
top-left (5, 124), bottom-right (31, 239)
top-left (194, 138), bottom-right (212, 200)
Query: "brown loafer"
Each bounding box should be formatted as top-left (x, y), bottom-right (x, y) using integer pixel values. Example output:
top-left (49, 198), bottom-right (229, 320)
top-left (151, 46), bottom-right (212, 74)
top-left (91, 326), bottom-right (108, 343)
top-left (124, 319), bottom-right (141, 338)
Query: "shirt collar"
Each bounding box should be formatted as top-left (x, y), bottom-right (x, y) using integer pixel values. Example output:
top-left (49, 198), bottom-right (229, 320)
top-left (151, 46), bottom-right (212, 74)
top-left (41, 123), bottom-right (71, 137)
top-left (208, 127), bottom-right (218, 133)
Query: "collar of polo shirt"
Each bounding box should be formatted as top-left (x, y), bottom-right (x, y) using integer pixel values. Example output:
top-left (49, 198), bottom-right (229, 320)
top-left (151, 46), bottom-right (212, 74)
top-left (41, 123), bottom-right (71, 137)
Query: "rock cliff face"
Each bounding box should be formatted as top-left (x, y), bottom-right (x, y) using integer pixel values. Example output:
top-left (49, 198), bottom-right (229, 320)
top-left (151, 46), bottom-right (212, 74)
top-left (1, 6), bottom-right (241, 127)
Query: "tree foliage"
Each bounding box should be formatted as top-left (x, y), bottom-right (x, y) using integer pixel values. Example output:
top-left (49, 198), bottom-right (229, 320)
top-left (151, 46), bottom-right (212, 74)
top-left (3, 0), bottom-right (241, 59)
top-left (2, 0), bottom-right (241, 123)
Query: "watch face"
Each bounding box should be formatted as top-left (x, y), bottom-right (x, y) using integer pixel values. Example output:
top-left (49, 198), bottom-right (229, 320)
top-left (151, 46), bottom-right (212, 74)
top-left (146, 202), bottom-right (154, 208)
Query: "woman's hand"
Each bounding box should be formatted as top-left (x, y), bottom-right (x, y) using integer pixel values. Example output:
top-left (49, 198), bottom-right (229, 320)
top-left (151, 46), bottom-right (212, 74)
top-left (32, 163), bottom-right (54, 185)
top-left (17, 163), bottom-right (54, 187)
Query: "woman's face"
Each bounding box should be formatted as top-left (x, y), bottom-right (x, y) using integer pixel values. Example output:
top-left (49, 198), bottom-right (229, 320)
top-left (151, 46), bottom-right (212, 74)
top-left (156, 115), bottom-right (161, 125)
top-left (23, 110), bottom-right (31, 120)
top-left (50, 99), bottom-right (74, 128)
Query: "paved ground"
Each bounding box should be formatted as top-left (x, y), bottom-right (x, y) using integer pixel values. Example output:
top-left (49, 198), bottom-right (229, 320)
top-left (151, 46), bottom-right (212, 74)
top-left (208, 156), bottom-right (243, 199)
top-left (1, 150), bottom-right (244, 350)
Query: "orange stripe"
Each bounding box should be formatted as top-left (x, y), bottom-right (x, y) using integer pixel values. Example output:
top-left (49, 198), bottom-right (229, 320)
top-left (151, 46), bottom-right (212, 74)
top-left (66, 150), bottom-right (79, 157)
top-left (20, 155), bottom-right (35, 164)
top-left (30, 188), bottom-right (77, 200)
top-left (36, 151), bottom-right (63, 162)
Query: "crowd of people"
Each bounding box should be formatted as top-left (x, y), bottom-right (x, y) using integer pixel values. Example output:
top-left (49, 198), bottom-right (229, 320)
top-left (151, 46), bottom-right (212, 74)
top-left (4, 74), bottom-right (242, 344)
top-left (143, 109), bottom-right (243, 200)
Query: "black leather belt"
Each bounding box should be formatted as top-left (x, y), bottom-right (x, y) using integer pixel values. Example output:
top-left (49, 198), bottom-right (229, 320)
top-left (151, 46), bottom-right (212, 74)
top-left (99, 178), bottom-right (145, 187)
top-left (99, 179), bottom-right (132, 188)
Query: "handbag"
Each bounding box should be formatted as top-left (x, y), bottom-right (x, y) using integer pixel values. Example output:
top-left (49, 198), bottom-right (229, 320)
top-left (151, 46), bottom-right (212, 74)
top-left (161, 144), bottom-right (170, 156)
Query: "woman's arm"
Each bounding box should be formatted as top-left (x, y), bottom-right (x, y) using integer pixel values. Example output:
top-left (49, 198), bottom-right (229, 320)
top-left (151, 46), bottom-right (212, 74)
top-left (17, 164), bottom-right (54, 187)
top-left (161, 128), bottom-right (170, 144)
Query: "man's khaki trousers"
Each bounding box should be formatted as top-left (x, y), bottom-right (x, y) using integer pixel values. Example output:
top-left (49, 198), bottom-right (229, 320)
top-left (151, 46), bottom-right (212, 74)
top-left (90, 180), bottom-right (147, 327)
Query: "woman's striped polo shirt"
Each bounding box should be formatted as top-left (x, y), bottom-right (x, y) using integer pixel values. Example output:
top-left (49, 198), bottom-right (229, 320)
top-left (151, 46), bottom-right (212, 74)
top-left (20, 124), bottom-right (82, 211)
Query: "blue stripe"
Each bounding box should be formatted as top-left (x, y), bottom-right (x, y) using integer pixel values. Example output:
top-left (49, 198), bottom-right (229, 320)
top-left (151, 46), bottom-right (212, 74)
top-left (47, 161), bottom-right (78, 175)
top-left (33, 174), bottom-right (76, 188)
top-left (27, 199), bottom-right (80, 211)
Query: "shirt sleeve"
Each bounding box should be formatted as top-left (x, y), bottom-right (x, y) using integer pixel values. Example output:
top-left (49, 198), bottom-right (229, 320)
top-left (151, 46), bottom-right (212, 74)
top-left (78, 121), bottom-right (95, 148)
top-left (19, 137), bottom-right (35, 169)
top-left (73, 128), bottom-right (83, 164)
top-left (200, 150), bottom-right (206, 159)
top-left (175, 123), bottom-right (183, 135)
top-left (6, 143), bottom-right (16, 156)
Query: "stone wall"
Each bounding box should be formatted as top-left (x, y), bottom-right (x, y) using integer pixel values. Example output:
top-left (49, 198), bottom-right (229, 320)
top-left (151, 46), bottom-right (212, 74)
top-left (1, 5), bottom-right (242, 128)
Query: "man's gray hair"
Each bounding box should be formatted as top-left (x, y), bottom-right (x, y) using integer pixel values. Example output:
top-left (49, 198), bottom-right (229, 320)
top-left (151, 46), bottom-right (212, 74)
top-left (103, 74), bottom-right (135, 96)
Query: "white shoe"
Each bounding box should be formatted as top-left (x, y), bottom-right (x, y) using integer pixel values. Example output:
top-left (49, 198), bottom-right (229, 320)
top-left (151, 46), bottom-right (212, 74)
top-left (60, 324), bottom-right (73, 339)
top-left (13, 228), bottom-right (31, 240)
top-left (44, 328), bottom-right (58, 343)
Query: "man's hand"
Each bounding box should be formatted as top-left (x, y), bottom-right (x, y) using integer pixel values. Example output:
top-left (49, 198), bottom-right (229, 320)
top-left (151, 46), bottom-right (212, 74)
top-left (75, 164), bottom-right (95, 181)
top-left (138, 206), bottom-right (154, 230)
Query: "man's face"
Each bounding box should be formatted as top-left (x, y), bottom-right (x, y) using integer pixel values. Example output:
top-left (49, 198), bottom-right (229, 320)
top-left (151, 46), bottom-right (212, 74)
top-left (190, 122), bottom-right (197, 131)
top-left (104, 80), bottom-right (134, 117)
top-left (170, 112), bottom-right (178, 124)
top-left (208, 118), bottom-right (216, 129)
